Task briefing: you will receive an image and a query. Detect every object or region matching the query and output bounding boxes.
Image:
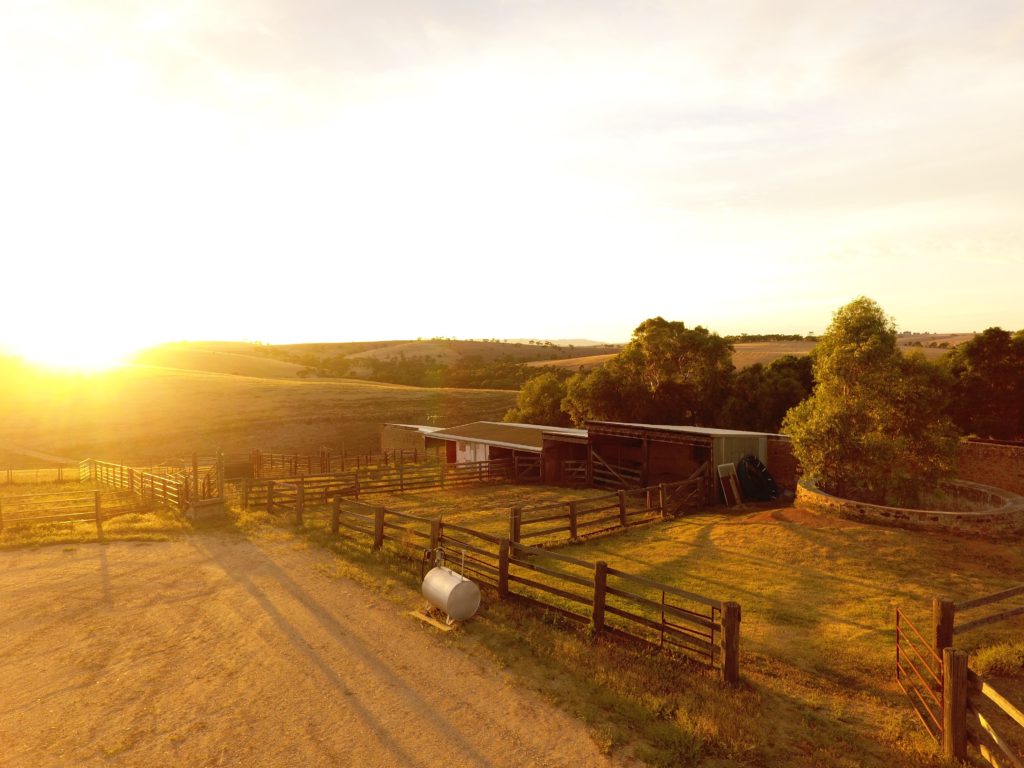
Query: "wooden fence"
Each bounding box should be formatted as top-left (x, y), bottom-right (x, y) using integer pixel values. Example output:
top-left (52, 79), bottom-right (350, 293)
top-left (509, 477), bottom-right (705, 546)
top-left (0, 488), bottom-right (142, 537)
top-left (899, 590), bottom-right (1024, 764)
top-left (590, 450), bottom-right (643, 489)
top-left (251, 447), bottom-right (442, 479)
top-left (2, 464), bottom-right (77, 485)
top-left (83, 455), bottom-right (224, 513)
top-left (243, 459), bottom-right (513, 514)
top-left (323, 497), bottom-right (740, 682)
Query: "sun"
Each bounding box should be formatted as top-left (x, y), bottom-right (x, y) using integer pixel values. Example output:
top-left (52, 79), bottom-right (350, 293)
top-left (3, 337), bottom-right (136, 373)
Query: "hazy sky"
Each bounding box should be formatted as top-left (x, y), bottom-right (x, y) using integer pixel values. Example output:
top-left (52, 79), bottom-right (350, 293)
top-left (2, 1), bottom-right (1022, 363)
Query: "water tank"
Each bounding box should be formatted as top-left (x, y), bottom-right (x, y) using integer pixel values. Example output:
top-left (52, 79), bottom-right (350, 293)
top-left (422, 566), bottom-right (481, 622)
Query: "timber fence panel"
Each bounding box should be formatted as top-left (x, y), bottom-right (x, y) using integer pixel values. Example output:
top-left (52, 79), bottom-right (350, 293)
top-left (512, 478), bottom-right (706, 546)
top-left (965, 668), bottom-right (1024, 768)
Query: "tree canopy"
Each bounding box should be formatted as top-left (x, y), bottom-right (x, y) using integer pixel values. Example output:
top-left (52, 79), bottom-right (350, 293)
top-left (562, 317), bottom-right (734, 427)
top-left (944, 327), bottom-right (1024, 440)
top-left (502, 371), bottom-right (572, 426)
top-left (783, 297), bottom-right (958, 506)
top-left (719, 355), bottom-right (813, 433)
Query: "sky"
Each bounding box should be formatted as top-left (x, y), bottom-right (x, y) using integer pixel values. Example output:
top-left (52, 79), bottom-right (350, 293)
top-left (1, 1), bottom-right (1023, 365)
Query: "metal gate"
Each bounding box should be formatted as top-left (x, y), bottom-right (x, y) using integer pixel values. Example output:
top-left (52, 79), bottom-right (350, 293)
top-left (895, 607), bottom-right (943, 740)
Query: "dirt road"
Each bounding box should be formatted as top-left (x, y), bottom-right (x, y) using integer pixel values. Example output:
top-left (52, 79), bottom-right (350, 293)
top-left (0, 535), bottom-right (620, 767)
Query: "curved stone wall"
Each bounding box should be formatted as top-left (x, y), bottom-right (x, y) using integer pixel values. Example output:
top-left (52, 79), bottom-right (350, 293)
top-left (795, 479), bottom-right (1024, 533)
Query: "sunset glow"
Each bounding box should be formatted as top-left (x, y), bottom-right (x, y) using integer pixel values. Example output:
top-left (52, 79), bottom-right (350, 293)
top-left (0, 2), bottom-right (1022, 350)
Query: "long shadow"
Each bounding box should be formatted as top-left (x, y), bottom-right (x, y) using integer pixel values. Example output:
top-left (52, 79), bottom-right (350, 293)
top-left (192, 536), bottom-right (499, 768)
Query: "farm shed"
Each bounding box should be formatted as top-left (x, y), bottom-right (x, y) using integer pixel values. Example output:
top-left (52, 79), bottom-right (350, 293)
top-left (585, 421), bottom-right (781, 501)
top-left (380, 423), bottom-right (444, 454)
top-left (424, 422), bottom-right (587, 478)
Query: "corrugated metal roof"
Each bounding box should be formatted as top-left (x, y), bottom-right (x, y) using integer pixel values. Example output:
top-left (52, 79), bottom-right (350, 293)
top-left (587, 421), bottom-right (778, 438)
top-left (383, 423), bottom-right (444, 433)
top-left (426, 421), bottom-right (587, 452)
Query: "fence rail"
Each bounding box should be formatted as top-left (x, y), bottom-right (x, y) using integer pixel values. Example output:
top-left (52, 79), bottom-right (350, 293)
top-left (251, 447), bottom-right (442, 479)
top-left (952, 585), bottom-right (1024, 636)
top-left (967, 668), bottom-right (1024, 768)
top-left (323, 495), bottom-right (739, 682)
top-left (509, 478), bottom-right (704, 546)
top-left (0, 488), bottom-right (143, 537)
top-left (247, 459), bottom-right (513, 517)
top-left (2, 465), bottom-right (77, 485)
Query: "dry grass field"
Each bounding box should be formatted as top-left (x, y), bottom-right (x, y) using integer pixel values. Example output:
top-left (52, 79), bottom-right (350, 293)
top-left (277, 486), bottom-right (1023, 767)
top-left (529, 334), bottom-right (975, 372)
top-left (131, 345), bottom-right (308, 378)
top-left (0, 365), bottom-right (515, 464)
top-left (2, 474), bottom-right (1021, 766)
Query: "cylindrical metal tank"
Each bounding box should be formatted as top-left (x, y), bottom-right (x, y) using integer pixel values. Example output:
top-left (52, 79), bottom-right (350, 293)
top-left (422, 566), bottom-right (481, 622)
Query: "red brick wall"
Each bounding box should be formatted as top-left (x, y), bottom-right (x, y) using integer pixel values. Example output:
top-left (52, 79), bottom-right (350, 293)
top-left (766, 435), bottom-right (799, 492)
top-left (957, 440), bottom-right (1024, 495)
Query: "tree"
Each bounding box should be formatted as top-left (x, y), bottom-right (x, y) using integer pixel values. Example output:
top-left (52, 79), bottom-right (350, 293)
top-left (783, 297), bottom-right (958, 506)
top-left (562, 317), bottom-right (734, 426)
top-left (719, 355), bottom-right (813, 433)
top-left (944, 327), bottom-right (1024, 439)
top-left (503, 372), bottom-right (571, 426)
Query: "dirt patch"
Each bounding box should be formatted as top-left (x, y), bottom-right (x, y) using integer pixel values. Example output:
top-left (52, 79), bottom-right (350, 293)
top-left (742, 506), bottom-right (858, 529)
top-left (0, 535), bottom-right (623, 767)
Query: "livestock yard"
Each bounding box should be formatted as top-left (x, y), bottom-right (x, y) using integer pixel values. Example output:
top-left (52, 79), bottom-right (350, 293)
top-left (2, 450), bottom-right (1022, 767)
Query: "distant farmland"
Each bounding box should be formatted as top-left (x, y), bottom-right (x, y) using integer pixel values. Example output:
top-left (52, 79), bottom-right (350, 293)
top-left (530, 334), bottom-right (975, 371)
top-left (0, 365), bottom-right (515, 464)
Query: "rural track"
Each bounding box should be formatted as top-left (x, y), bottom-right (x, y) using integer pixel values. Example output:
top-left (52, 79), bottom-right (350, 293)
top-left (0, 534), bottom-right (624, 768)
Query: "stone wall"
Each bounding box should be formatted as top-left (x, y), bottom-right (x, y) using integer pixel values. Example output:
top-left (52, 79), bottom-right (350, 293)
top-left (957, 440), bottom-right (1024, 495)
top-left (796, 479), bottom-right (1024, 535)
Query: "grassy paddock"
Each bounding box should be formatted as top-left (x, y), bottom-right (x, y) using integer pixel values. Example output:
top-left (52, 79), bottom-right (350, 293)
top-left (0, 481), bottom-right (193, 548)
top-left (231, 483), bottom-right (1024, 766)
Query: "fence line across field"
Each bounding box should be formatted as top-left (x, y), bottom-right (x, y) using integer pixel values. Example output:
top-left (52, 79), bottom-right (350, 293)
top-left (316, 494), bottom-right (740, 683)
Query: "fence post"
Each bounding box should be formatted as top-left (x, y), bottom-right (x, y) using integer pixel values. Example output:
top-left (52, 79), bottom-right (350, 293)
top-left (295, 479), bottom-right (305, 526)
top-left (593, 561), bottom-right (608, 632)
top-left (430, 517), bottom-right (441, 551)
top-left (721, 602), bottom-right (741, 685)
top-left (933, 597), bottom-right (955, 661)
top-left (373, 507), bottom-right (385, 550)
top-left (509, 507), bottom-right (522, 544)
top-left (94, 491), bottom-right (104, 540)
top-left (617, 490), bottom-right (627, 527)
top-left (331, 497), bottom-right (341, 535)
top-left (659, 483), bottom-right (667, 517)
top-left (399, 462), bottom-right (404, 492)
top-left (498, 538), bottom-right (510, 598)
top-left (568, 502), bottom-right (578, 540)
top-left (942, 648), bottom-right (968, 760)
top-left (217, 452), bottom-right (225, 499)
top-left (267, 480), bottom-right (276, 514)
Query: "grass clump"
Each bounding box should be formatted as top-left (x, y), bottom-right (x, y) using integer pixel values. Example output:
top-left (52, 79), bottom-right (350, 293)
top-left (973, 641), bottom-right (1024, 677)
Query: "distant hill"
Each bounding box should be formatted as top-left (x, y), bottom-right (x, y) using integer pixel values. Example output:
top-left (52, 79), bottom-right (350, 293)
top-left (131, 344), bottom-right (307, 378)
top-left (130, 334), bottom-right (976, 385)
